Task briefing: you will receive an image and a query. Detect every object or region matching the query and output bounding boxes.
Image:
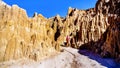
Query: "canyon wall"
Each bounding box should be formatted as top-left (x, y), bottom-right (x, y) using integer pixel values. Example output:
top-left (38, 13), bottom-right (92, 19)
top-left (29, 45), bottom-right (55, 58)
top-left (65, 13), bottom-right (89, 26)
top-left (54, 0), bottom-right (120, 60)
top-left (80, 0), bottom-right (120, 60)
top-left (52, 7), bottom-right (109, 48)
top-left (0, 1), bottom-right (60, 62)
top-left (93, 0), bottom-right (120, 59)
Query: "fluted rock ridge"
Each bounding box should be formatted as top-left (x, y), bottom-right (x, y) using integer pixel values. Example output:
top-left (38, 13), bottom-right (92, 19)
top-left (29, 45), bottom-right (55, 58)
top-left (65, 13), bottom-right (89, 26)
top-left (0, 1), bottom-right (60, 62)
top-left (80, 0), bottom-right (120, 61)
top-left (94, 0), bottom-right (120, 59)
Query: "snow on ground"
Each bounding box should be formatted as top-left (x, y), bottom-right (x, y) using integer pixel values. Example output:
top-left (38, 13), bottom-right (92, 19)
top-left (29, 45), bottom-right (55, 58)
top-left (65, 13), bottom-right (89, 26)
top-left (0, 47), bottom-right (106, 68)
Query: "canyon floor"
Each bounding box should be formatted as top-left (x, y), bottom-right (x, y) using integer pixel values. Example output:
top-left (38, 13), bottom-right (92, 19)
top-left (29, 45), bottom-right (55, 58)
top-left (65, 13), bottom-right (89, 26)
top-left (0, 48), bottom-right (120, 68)
top-left (0, 47), bottom-right (114, 68)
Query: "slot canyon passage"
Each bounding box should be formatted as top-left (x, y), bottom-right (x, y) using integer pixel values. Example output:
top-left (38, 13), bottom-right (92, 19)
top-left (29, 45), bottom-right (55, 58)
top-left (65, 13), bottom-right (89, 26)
top-left (0, 0), bottom-right (120, 68)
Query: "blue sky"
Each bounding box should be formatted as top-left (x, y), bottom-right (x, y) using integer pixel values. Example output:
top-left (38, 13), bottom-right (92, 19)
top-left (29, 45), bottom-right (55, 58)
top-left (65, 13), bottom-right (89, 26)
top-left (3, 0), bottom-right (97, 18)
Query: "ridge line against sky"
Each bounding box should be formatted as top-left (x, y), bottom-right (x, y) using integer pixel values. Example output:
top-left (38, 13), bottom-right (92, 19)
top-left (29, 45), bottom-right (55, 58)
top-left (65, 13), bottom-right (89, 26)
top-left (3, 0), bottom-right (97, 18)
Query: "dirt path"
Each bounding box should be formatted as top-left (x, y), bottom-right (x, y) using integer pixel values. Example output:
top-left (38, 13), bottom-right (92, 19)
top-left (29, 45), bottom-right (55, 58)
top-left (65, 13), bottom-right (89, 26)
top-left (0, 47), bottom-right (106, 68)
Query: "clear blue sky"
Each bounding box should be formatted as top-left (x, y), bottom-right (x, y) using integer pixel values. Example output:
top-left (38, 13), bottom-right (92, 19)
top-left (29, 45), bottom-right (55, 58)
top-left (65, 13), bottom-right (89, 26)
top-left (3, 0), bottom-right (97, 18)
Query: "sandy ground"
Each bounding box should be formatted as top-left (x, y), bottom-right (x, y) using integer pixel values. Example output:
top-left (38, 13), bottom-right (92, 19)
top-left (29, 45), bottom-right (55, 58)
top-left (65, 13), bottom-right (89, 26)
top-left (0, 47), bottom-right (106, 68)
